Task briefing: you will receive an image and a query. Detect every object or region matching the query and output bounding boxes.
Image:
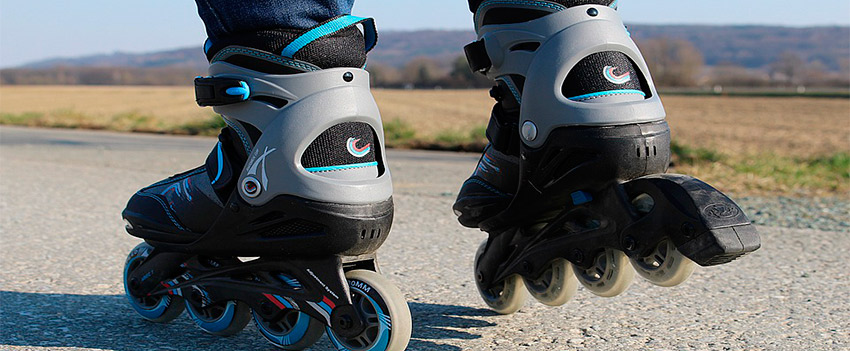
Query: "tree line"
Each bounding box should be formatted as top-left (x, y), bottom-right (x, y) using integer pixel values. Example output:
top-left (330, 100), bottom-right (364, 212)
top-left (368, 38), bottom-right (850, 89)
top-left (3, 38), bottom-right (848, 88)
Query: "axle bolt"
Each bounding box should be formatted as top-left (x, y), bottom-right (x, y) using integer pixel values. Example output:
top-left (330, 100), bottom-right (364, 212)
top-left (571, 249), bottom-right (584, 263)
top-left (681, 222), bottom-right (696, 239)
top-left (623, 236), bottom-right (637, 251)
top-left (338, 315), bottom-right (353, 329)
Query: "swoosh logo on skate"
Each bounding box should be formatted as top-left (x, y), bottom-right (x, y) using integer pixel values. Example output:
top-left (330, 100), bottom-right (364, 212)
top-left (346, 137), bottom-right (371, 158)
top-left (247, 146), bottom-right (276, 191)
top-left (603, 66), bottom-right (631, 85)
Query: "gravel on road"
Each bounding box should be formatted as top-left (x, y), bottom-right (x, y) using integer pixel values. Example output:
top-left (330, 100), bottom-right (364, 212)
top-left (1, 127), bottom-right (848, 351)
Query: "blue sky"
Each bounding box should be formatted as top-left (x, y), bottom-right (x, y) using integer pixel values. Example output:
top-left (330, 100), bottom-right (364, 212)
top-left (1, 0), bottom-right (848, 67)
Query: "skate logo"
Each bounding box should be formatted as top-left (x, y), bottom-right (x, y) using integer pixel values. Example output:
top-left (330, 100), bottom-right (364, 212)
top-left (603, 66), bottom-right (631, 85)
top-left (306, 268), bottom-right (339, 300)
top-left (703, 203), bottom-right (740, 219)
top-left (349, 280), bottom-right (372, 293)
top-left (346, 137), bottom-right (371, 158)
top-left (247, 146), bottom-right (277, 191)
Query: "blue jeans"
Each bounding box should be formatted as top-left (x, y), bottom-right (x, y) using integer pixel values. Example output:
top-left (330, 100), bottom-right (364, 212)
top-left (195, 0), bottom-right (355, 40)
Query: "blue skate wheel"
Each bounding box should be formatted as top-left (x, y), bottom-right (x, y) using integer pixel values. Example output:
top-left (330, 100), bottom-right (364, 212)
top-left (326, 270), bottom-right (412, 351)
top-left (122, 242), bottom-right (185, 323)
top-left (185, 287), bottom-right (251, 336)
top-left (253, 308), bottom-right (324, 350)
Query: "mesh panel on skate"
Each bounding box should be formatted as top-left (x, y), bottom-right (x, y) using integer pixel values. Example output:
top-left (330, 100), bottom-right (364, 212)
top-left (562, 51), bottom-right (647, 100)
top-left (258, 219), bottom-right (325, 238)
top-left (301, 122), bottom-right (378, 169)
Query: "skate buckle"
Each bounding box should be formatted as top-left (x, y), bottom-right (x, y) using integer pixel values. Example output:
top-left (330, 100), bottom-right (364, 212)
top-left (464, 39), bottom-right (491, 73)
top-left (194, 77), bottom-right (250, 106)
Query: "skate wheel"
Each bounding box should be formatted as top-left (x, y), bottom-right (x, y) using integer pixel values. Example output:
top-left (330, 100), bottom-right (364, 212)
top-left (326, 269), bottom-right (412, 351)
top-left (253, 309), bottom-right (324, 350)
top-left (630, 239), bottom-right (696, 287)
top-left (123, 242), bottom-right (185, 323)
top-left (572, 248), bottom-right (634, 297)
top-left (185, 292), bottom-right (251, 336)
top-left (474, 240), bottom-right (528, 314)
top-left (523, 258), bottom-right (578, 307)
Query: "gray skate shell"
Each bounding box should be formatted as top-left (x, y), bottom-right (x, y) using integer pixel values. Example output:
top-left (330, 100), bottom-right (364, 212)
top-left (208, 62), bottom-right (393, 206)
top-left (475, 5), bottom-right (666, 148)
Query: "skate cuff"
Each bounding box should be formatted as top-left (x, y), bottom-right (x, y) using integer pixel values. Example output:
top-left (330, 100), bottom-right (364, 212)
top-left (194, 77), bottom-right (250, 106)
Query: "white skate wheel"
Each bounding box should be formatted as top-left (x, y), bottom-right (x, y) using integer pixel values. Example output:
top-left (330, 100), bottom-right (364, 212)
top-left (326, 269), bottom-right (412, 351)
top-left (523, 258), bottom-right (578, 307)
top-left (474, 240), bottom-right (528, 314)
top-left (572, 248), bottom-right (634, 297)
top-left (630, 239), bottom-right (696, 287)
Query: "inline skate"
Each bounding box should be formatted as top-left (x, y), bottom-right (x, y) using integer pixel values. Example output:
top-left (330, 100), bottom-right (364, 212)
top-left (121, 16), bottom-right (411, 350)
top-left (454, 0), bottom-right (761, 313)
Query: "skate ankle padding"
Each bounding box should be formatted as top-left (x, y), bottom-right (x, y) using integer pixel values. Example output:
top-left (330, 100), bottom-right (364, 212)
top-left (204, 15), bottom-right (377, 70)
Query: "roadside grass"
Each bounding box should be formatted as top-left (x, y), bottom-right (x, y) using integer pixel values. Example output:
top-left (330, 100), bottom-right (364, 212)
top-left (671, 143), bottom-right (849, 196)
top-left (382, 118), bottom-right (418, 147)
top-left (1, 87), bottom-right (847, 196)
top-left (3, 110), bottom-right (843, 196)
top-left (1, 110), bottom-right (225, 135)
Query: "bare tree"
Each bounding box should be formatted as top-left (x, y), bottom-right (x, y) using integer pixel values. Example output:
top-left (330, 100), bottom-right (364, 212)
top-left (401, 57), bottom-right (446, 88)
top-left (366, 63), bottom-right (401, 87)
top-left (769, 52), bottom-right (805, 85)
top-left (447, 55), bottom-right (491, 88)
top-left (638, 38), bottom-right (705, 87)
top-left (709, 62), bottom-right (770, 87)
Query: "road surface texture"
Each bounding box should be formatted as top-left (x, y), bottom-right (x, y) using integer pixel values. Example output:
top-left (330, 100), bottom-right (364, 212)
top-left (1, 126), bottom-right (847, 350)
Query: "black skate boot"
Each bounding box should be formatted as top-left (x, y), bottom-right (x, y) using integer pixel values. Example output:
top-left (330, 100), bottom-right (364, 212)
top-left (121, 15), bottom-right (411, 350)
top-left (457, 0), bottom-right (760, 315)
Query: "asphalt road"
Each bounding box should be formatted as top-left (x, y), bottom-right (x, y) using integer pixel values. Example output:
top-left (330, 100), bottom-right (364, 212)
top-left (1, 126), bottom-right (847, 351)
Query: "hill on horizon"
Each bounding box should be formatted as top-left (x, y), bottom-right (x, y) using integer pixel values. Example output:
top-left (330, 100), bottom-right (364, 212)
top-left (13, 25), bottom-right (849, 73)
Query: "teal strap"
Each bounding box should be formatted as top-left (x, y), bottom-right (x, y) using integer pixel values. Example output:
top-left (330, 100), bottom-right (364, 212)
top-left (281, 15), bottom-right (377, 58)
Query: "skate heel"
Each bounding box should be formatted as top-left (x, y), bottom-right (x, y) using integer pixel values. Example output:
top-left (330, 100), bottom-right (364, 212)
top-left (625, 174), bottom-right (761, 266)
